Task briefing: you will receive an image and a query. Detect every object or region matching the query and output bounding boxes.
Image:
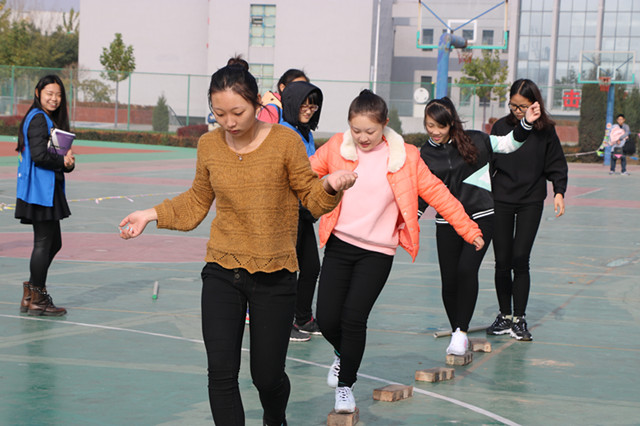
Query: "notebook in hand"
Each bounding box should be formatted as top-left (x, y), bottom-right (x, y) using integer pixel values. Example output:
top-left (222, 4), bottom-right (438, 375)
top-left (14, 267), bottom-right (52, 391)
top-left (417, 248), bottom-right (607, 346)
top-left (49, 128), bottom-right (75, 155)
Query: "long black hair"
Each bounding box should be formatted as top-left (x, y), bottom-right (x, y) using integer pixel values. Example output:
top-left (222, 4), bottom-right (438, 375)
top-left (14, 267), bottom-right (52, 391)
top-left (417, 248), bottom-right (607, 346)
top-left (424, 97), bottom-right (478, 165)
top-left (507, 79), bottom-right (555, 131)
top-left (17, 74), bottom-right (70, 152)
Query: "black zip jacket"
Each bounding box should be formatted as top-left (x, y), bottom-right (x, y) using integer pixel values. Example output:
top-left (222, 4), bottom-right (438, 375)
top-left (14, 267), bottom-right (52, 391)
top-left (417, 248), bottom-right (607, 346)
top-left (490, 116), bottom-right (568, 204)
top-left (419, 119), bottom-right (532, 223)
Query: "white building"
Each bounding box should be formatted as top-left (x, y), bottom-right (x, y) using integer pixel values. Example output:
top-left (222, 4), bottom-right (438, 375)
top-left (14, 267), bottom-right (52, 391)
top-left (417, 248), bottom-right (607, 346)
top-left (78, 0), bottom-right (392, 134)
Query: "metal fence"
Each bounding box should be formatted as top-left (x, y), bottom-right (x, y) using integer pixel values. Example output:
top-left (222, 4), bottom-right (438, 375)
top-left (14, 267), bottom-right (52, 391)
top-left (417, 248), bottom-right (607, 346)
top-left (0, 65), bottom-right (585, 136)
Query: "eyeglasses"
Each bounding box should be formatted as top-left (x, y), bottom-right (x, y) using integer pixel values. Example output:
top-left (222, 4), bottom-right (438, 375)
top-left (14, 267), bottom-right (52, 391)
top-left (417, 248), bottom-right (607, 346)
top-left (508, 102), bottom-right (531, 112)
top-left (300, 104), bottom-right (319, 113)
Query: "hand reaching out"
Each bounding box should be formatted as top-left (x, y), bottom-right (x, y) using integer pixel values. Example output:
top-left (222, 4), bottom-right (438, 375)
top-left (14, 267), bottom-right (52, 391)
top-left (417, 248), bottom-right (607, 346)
top-left (324, 170), bottom-right (358, 194)
top-left (118, 208), bottom-right (158, 239)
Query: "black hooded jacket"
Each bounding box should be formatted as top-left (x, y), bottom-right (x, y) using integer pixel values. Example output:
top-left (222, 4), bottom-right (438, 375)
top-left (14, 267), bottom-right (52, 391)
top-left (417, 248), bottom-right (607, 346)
top-left (281, 81), bottom-right (323, 141)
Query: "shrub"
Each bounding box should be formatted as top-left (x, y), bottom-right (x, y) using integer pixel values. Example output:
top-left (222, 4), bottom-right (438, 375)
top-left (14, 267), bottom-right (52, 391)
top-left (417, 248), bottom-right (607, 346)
top-left (152, 95), bottom-right (169, 132)
top-left (403, 132), bottom-right (428, 147)
top-left (177, 124), bottom-right (208, 138)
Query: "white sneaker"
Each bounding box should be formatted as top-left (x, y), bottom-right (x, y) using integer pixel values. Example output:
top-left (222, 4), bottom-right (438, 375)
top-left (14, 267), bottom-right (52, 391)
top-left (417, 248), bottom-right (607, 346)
top-left (446, 328), bottom-right (468, 355)
top-left (334, 386), bottom-right (356, 413)
top-left (327, 355), bottom-right (340, 388)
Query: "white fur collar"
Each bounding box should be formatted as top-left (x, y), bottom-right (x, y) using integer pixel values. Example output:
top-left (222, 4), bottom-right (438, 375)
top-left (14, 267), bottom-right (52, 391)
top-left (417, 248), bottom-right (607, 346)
top-left (339, 126), bottom-right (406, 173)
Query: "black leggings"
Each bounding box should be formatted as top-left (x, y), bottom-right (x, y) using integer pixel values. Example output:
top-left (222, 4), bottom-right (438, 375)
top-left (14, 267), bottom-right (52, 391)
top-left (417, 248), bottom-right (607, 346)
top-left (492, 200), bottom-right (543, 317)
top-left (436, 216), bottom-right (493, 332)
top-left (294, 217), bottom-right (320, 324)
top-left (30, 220), bottom-right (62, 288)
top-left (200, 263), bottom-right (296, 426)
top-left (316, 235), bottom-right (393, 387)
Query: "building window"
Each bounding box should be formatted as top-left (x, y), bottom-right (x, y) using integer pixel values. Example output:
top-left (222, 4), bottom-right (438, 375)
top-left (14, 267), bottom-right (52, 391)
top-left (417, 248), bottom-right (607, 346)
top-left (422, 28), bottom-right (434, 50)
top-left (250, 4), bottom-right (276, 47)
top-left (482, 30), bottom-right (494, 45)
top-left (462, 29), bottom-right (474, 42)
top-left (249, 63), bottom-right (274, 90)
top-left (420, 75), bottom-right (434, 99)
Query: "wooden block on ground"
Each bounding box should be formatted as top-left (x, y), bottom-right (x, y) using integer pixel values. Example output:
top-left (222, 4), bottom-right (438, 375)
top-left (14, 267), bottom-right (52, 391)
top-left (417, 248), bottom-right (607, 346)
top-left (445, 351), bottom-right (473, 366)
top-left (372, 384), bottom-right (413, 401)
top-left (415, 367), bottom-right (455, 382)
top-left (327, 408), bottom-right (359, 426)
top-left (469, 337), bottom-right (492, 352)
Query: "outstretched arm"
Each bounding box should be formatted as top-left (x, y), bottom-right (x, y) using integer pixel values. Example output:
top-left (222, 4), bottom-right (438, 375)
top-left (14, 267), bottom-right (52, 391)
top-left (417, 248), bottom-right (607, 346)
top-left (119, 208), bottom-right (158, 239)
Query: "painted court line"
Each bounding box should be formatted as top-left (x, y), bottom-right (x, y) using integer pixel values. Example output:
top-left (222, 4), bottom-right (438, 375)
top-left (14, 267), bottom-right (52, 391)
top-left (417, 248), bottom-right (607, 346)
top-left (1, 313), bottom-right (520, 426)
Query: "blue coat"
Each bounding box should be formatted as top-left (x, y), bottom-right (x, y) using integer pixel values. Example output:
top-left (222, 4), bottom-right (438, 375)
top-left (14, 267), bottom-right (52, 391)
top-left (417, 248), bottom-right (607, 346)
top-left (16, 109), bottom-right (60, 207)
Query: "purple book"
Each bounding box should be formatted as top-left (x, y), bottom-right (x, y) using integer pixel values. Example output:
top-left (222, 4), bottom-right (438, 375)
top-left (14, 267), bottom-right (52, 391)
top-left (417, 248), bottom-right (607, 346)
top-left (49, 128), bottom-right (75, 155)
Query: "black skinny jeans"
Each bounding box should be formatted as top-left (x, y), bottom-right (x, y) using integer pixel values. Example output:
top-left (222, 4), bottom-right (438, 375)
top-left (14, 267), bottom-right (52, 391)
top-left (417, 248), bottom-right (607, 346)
top-left (492, 200), bottom-right (543, 317)
top-left (201, 263), bottom-right (296, 426)
top-left (30, 220), bottom-right (62, 288)
top-left (436, 216), bottom-right (493, 332)
top-left (316, 235), bottom-right (393, 387)
top-left (294, 216), bottom-right (320, 324)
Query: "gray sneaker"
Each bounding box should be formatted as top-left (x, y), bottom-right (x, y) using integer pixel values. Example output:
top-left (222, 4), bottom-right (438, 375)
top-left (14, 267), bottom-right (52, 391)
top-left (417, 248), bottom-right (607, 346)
top-left (290, 326), bottom-right (311, 342)
top-left (294, 317), bottom-right (322, 335)
top-left (486, 314), bottom-right (513, 335)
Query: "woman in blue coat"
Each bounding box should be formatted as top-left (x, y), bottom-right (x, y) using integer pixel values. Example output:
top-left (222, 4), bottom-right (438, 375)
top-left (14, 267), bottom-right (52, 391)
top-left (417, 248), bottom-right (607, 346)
top-left (15, 74), bottom-right (75, 316)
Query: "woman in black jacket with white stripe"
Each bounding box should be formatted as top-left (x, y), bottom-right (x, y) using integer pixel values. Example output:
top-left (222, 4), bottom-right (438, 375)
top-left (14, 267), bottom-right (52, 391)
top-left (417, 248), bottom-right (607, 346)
top-left (487, 79), bottom-right (568, 342)
top-left (419, 97), bottom-right (540, 355)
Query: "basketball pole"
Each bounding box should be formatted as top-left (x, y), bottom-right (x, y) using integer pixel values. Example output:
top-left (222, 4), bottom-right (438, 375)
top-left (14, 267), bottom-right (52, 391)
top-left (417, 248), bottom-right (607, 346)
top-left (436, 33), bottom-right (467, 99)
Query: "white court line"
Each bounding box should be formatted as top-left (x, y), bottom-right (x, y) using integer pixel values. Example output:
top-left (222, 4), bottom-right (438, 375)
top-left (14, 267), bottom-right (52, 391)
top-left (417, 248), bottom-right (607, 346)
top-left (1, 314), bottom-right (520, 426)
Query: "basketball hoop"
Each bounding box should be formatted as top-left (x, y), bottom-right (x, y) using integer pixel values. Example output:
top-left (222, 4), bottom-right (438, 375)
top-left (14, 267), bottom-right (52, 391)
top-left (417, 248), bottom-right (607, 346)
top-left (598, 76), bottom-right (612, 92)
top-left (457, 49), bottom-right (473, 64)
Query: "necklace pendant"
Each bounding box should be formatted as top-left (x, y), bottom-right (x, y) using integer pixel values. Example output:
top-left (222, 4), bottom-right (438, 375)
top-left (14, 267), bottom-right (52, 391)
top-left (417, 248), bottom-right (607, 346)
top-left (238, 155), bottom-right (243, 161)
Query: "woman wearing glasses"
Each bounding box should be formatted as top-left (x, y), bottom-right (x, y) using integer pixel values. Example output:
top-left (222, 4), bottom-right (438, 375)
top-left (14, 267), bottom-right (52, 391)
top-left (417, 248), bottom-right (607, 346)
top-left (280, 81), bottom-right (325, 341)
top-left (487, 79), bottom-right (568, 341)
top-left (419, 97), bottom-right (539, 356)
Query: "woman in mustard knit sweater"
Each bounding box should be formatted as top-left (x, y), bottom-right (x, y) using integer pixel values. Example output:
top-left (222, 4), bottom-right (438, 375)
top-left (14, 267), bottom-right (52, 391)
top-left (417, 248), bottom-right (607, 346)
top-left (118, 58), bottom-right (356, 426)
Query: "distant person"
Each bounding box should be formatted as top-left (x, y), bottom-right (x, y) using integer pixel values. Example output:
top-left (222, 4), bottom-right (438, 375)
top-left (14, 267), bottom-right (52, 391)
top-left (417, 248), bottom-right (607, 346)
top-left (118, 57), bottom-right (356, 425)
top-left (257, 69), bottom-right (309, 124)
top-left (310, 90), bottom-right (483, 414)
top-left (280, 81), bottom-right (325, 342)
top-left (15, 74), bottom-right (75, 316)
top-left (419, 97), bottom-right (539, 355)
top-left (487, 79), bottom-right (568, 341)
top-left (609, 114), bottom-right (630, 175)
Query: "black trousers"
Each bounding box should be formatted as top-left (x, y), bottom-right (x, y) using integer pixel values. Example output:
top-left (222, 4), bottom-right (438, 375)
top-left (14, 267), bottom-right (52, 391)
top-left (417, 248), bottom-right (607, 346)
top-left (436, 216), bottom-right (493, 332)
top-left (316, 235), bottom-right (393, 387)
top-left (294, 216), bottom-right (320, 324)
top-left (29, 220), bottom-right (62, 288)
top-left (492, 200), bottom-right (544, 317)
top-left (201, 263), bottom-right (296, 426)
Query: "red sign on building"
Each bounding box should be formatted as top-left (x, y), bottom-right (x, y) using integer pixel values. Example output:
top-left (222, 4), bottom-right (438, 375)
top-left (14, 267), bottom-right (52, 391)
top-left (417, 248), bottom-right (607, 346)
top-left (562, 89), bottom-right (581, 108)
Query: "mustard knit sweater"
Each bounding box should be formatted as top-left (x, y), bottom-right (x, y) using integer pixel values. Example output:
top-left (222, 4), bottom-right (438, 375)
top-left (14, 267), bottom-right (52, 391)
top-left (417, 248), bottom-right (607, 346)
top-left (154, 124), bottom-right (340, 273)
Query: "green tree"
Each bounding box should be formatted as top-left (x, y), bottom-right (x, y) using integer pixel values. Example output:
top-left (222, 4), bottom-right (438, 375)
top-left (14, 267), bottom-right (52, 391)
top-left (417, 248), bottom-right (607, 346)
top-left (152, 94), bottom-right (169, 132)
top-left (457, 50), bottom-right (508, 127)
top-left (99, 33), bottom-right (136, 127)
top-left (388, 107), bottom-right (403, 134)
top-left (578, 84), bottom-right (607, 157)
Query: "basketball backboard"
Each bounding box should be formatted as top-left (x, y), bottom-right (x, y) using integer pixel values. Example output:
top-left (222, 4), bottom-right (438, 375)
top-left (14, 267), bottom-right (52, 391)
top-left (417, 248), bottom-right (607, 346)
top-left (416, 0), bottom-right (508, 50)
top-left (578, 50), bottom-right (635, 85)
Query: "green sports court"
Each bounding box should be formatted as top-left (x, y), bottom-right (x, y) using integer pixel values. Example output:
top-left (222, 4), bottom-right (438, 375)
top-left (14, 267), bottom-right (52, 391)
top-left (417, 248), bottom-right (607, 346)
top-left (1, 137), bottom-right (638, 425)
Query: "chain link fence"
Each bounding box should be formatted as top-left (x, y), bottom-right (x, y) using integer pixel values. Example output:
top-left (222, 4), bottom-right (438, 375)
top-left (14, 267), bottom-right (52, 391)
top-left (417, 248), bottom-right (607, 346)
top-left (0, 65), bottom-right (584, 136)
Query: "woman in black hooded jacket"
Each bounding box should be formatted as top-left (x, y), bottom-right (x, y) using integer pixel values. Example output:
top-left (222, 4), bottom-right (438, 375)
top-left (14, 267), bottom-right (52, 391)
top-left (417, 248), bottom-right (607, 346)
top-left (280, 81), bottom-right (324, 341)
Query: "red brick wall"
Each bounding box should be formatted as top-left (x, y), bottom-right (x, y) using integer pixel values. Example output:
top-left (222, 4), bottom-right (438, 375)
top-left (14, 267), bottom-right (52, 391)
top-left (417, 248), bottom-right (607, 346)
top-left (16, 103), bottom-right (153, 125)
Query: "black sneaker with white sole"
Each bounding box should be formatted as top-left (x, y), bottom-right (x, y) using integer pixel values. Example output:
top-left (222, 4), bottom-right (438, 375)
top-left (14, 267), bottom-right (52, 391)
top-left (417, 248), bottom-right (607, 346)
top-left (486, 313), bottom-right (513, 335)
top-left (511, 317), bottom-right (532, 341)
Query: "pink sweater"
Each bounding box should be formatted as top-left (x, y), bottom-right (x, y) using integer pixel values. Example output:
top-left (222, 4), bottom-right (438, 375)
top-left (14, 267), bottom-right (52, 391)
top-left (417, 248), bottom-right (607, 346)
top-left (333, 142), bottom-right (399, 255)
